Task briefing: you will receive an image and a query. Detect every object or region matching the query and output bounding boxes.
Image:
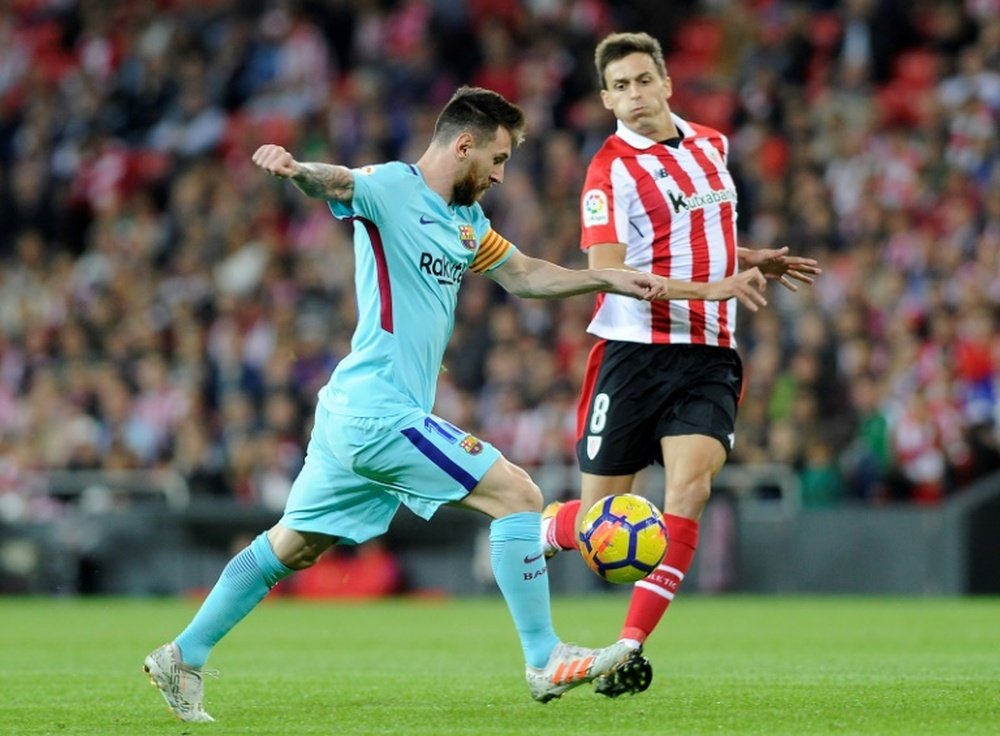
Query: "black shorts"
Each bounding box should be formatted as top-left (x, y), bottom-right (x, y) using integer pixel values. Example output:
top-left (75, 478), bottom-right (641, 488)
top-left (575, 340), bottom-right (743, 475)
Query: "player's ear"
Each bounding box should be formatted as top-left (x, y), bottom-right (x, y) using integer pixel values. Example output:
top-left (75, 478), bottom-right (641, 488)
top-left (663, 74), bottom-right (672, 100)
top-left (600, 88), bottom-right (613, 111)
top-left (455, 132), bottom-right (475, 161)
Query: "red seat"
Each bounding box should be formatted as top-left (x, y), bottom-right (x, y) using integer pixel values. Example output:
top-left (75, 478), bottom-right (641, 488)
top-left (893, 50), bottom-right (940, 90)
top-left (876, 82), bottom-right (931, 126)
top-left (686, 90), bottom-right (736, 135)
top-left (809, 13), bottom-right (842, 52)
top-left (674, 17), bottom-right (724, 66)
top-left (666, 53), bottom-right (712, 86)
top-left (256, 115), bottom-right (298, 149)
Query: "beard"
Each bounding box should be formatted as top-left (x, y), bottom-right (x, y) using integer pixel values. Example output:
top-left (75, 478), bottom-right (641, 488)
top-left (452, 169), bottom-right (489, 206)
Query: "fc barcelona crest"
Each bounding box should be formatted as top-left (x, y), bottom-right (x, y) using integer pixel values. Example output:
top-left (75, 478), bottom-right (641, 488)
top-left (460, 434), bottom-right (484, 455)
top-left (458, 224), bottom-right (476, 251)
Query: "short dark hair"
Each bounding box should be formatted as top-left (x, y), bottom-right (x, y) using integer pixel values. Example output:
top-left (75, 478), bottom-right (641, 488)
top-left (433, 86), bottom-right (526, 147)
top-left (594, 32), bottom-right (667, 90)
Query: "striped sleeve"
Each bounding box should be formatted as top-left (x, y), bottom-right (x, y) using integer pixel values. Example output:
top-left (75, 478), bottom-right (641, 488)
top-left (580, 157), bottom-right (617, 250)
top-left (470, 228), bottom-right (516, 273)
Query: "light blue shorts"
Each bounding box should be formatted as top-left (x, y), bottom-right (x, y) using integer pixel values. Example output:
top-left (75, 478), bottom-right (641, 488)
top-left (280, 404), bottom-right (501, 544)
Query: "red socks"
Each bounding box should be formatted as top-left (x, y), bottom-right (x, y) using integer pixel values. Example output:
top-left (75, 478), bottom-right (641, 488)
top-left (550, 502), bottom-right (700, 645)
top-left (551, 499), bottom-right (581, 550)
top-left (620, 513), bottom-right (699, 644)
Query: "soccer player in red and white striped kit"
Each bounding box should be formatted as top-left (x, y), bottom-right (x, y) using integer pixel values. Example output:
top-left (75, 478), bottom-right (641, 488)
top-left (542, 31), bottom-right (822, 696)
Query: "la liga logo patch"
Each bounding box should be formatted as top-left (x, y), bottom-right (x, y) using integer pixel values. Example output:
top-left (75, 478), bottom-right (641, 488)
top-left (582, 189), bottom-right (609, 226)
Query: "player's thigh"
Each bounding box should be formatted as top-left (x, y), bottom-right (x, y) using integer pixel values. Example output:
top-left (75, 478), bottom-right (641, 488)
top-left (660, 434), bottom-right (728, 484)
top-left (460, 455), bottom-right (542, 518)
top-left (659, 434), bottom-right (727, 518)
top-left (578, 471), bottom-right (637, 526)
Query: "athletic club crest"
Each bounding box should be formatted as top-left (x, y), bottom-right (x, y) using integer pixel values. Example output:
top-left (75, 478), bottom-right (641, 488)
top-left (587, 435), bottom-right (602, 459)
top-left (458, 224), bottom-right (476, 250)
top-left (460, 434), bottom-right (483, 455)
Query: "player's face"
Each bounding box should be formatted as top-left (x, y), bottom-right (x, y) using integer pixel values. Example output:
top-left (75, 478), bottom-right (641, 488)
top-left (600, 52), bottom-right (673, 138)
top-left (453, 127), bottom-right (512, 206)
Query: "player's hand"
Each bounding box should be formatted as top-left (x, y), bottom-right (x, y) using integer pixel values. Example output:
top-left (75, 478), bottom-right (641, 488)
top-left (705, 268), bottom-right (768, 312)
top-left (741, 247), bottom-right (821, 292)
top-left (605, 270), bottom-right (668, 301)
top-left (252, 144), bottom-right (301, 179)
top-left (631, 272), bottom-right (671, 300)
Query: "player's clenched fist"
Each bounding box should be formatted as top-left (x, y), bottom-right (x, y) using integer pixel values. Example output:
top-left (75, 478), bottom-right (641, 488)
top-left (252, 144), bottom-right (300, 178)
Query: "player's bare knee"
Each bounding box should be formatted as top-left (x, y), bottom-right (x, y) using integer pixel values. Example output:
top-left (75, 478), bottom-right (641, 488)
top-left (670, 481), bottom-right (712, 517)
top-left (508, 475), bottom-right (543, 513)
top-left (465, 457), bottom-right (542, 517)
top-left (500, 460), bottom-right (542, 512)
top-left (267, 525), bottom-right (334, 570)
top-left (283, 541), bottom-right (327, 570)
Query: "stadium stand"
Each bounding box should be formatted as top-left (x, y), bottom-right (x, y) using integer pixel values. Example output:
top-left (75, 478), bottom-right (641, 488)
top-left (0, 1), bottom-right (997, 591)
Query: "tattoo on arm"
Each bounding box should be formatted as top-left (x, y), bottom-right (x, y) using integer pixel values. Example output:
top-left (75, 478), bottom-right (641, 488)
top-left (291, 163), bottom-right (355, 202)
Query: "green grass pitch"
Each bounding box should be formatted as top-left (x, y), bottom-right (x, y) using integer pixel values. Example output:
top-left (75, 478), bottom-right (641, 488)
top-left (1, 594), bottom-right (998, 735)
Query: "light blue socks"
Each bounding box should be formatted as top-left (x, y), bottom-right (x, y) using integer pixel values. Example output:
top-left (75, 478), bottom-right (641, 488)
top-left (175, 518), bottom-right (558, 670)
top-left (175, 532), bottom-right (293, 667)
top-left (489, 512), bottom-right (560, 668)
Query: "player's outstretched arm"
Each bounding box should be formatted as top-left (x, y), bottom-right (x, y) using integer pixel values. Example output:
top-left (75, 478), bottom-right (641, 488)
top-left (251, 144), bottom-right (354, 202)
top-left (487, 251), bottom-right (664, 300)
top-left (634, 268), bottom-right (769, 311)
top-left (584, 240), bottom-right (768, 309)
top-left (737, 246), bottom-right (821, 292)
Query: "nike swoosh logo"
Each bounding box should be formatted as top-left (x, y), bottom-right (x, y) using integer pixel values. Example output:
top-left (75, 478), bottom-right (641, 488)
top-left (419, 215), bottom-right (435, 225)
top-left (523, 553), bottom-right (544, 564)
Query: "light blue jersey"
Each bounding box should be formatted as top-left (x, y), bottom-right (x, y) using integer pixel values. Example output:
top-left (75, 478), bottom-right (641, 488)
top-left (320, 161), bottom-right (515, 416)
top-left (281, 161), bottom-right (517, 541)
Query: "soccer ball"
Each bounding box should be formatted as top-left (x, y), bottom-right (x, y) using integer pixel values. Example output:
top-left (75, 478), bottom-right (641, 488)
top-left (578, 493), bottom-right (668, 584)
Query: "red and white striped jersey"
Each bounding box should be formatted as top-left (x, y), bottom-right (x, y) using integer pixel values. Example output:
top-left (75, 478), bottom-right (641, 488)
top-left (581, 115), bottom-right (739, 347)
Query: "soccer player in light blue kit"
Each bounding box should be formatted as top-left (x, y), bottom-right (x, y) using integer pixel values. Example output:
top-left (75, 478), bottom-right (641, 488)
top-left (143, 87), bottom-right (682, 722)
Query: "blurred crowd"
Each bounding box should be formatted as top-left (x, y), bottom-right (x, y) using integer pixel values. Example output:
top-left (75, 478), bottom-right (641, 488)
top-left (0, 0), bottom-right (997, 522)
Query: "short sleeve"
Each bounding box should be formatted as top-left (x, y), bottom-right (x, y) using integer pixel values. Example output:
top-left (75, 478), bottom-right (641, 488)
top-left (326, 164), bottom-right (390, 222)
top-left (580, 157), bottom-right (630, 250)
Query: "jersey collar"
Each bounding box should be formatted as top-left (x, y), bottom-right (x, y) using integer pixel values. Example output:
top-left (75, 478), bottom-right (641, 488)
top-left (615, 113), bottom-right (695, 149)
